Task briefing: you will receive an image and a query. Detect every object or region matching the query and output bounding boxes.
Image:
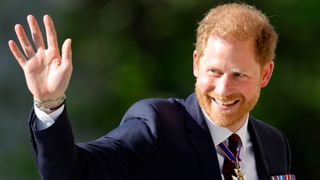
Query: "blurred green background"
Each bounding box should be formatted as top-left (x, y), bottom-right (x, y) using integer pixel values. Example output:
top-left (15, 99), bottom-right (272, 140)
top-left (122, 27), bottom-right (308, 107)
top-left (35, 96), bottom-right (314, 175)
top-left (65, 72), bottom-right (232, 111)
top-left (1, 0), bottom-right (319, 179)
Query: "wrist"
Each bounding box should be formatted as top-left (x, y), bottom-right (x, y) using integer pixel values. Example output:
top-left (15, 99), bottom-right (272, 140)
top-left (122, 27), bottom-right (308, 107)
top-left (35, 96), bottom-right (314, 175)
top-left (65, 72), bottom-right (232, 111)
top-left (34, 95), bottom-right (66, 113)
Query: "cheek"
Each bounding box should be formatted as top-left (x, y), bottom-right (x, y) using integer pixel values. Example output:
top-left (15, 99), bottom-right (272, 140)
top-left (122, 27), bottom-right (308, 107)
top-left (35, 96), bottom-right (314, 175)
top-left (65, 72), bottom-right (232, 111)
top-left (196, 76), bottom-right (215, 92)
top-left (240, 84), bottom-right (260, 99)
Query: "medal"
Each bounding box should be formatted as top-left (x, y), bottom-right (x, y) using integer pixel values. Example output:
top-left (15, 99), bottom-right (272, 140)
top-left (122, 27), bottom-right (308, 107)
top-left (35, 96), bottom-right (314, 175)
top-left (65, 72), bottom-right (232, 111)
top-left (232, 159), bottom-right (245, 180)
top-left (219, 141), bottom-right (245, 180)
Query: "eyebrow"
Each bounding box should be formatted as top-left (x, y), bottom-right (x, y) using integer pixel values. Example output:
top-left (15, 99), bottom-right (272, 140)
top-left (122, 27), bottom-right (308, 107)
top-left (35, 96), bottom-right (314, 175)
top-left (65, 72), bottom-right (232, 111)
top-left (229, 68), bottom-right (247, 74)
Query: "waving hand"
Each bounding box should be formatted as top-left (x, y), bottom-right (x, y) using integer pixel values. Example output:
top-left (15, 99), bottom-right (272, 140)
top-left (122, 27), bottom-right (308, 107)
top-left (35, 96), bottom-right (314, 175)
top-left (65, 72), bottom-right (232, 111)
top-left (8, 15), bottom-right (72, 104)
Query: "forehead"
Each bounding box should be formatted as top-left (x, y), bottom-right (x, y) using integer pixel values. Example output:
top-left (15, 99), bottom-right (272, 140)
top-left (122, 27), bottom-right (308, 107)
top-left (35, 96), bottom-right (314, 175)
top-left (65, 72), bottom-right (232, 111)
top-left (201, 36), bottom-right (260, 72)
top-left (204, 35), bottom-right (255, 54)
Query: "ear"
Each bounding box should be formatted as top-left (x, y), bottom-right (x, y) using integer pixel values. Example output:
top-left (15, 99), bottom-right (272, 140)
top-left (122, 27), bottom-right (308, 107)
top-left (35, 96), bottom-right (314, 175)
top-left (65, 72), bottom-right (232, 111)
top-left (260, 61), bottom-right (274, 87)
top-left (193, 50), bottom-right (199, 77)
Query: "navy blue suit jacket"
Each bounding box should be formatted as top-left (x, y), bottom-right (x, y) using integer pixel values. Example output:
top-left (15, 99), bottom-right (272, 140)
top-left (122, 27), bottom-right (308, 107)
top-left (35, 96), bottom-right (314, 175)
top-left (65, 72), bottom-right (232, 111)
top-left (29, 93), bottom-right (292, 180)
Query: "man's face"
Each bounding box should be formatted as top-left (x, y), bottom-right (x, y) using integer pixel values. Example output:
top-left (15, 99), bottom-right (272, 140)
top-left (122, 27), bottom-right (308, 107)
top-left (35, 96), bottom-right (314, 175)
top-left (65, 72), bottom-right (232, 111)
top-left (193, 36), bottom-right (273, 131)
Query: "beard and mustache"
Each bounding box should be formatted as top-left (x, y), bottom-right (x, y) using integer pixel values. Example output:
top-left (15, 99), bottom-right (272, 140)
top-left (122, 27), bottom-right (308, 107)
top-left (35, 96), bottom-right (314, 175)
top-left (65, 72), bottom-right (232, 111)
top-left (195, 85), bottom-right (260, 129)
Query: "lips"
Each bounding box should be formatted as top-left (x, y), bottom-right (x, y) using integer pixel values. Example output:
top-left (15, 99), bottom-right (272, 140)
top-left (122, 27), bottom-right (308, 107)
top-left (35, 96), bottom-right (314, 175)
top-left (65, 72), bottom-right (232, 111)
top-left (212, 97), bottom-right (240, 109)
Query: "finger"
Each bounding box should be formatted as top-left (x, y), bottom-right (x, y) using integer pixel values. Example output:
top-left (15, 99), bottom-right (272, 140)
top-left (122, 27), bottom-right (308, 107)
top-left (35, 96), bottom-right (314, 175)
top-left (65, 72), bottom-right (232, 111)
top-left (8, 40), bottom-right (27, 67)
top-left (14, 24), bottom-right (36, 58)
top-left (61, 38), bottom-right (72, 66)
top-left (43, 15), bottom-right (59, 52)
top-left (27, 15), bottom-right (45, 50)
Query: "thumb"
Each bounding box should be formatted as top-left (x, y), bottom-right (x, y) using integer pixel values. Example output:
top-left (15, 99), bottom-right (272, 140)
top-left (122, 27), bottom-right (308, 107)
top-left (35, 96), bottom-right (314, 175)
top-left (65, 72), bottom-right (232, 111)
top-left (61, 38), bottom-right (72, 65)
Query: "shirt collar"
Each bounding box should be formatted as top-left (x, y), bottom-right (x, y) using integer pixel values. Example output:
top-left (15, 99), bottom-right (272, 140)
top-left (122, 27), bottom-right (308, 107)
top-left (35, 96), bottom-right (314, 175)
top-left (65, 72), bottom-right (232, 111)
top-left (201, 108), bottom-right (249, 152)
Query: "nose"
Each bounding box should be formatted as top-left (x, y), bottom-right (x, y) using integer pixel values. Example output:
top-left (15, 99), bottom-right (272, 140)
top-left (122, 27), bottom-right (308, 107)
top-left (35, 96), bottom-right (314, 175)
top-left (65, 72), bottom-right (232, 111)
top-left (214, 74), bottom-right (234, 97)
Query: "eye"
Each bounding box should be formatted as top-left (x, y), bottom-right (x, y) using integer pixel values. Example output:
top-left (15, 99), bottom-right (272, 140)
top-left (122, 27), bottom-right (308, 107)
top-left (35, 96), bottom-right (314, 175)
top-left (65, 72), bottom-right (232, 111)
top-left (208, 69), bottom-right (222, 76)
top-left (233, 72), bottom-right (246, 77)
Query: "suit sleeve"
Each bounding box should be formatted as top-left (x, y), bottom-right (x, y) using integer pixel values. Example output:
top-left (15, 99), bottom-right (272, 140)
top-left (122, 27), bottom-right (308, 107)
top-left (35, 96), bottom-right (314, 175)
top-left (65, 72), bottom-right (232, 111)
top-left (29, 101), bottom-right (159, 180)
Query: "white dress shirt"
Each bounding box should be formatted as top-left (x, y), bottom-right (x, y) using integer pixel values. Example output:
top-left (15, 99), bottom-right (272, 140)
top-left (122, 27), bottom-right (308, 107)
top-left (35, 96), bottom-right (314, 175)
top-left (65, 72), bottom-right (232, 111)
top-left (34, 104), bottom-right (64, 130)
top-left (202, 109), bottom-right (258, 180)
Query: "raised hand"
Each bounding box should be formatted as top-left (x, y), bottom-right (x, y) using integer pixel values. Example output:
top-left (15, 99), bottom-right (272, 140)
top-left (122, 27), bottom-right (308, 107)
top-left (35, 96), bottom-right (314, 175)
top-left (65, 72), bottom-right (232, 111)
top-left (8, 15), bottom-right (72, 104)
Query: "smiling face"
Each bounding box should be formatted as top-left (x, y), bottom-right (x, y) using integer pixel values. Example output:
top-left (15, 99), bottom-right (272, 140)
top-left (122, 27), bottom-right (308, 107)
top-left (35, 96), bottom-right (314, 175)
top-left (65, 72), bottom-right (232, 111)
top-left (193, 36), bottom-right (274, 132)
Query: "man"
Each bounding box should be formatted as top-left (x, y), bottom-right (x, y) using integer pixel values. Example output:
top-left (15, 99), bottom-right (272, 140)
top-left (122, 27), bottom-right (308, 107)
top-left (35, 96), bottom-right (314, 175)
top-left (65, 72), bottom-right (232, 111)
top-left (9, 3), bottom-right (294, 180)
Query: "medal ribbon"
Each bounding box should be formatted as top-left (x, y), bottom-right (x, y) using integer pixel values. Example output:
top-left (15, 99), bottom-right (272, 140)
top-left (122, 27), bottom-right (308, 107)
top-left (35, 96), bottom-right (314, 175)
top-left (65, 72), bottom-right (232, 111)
top-left (270, 175), bottom-right (296, 180)
top-left (218, 142), bottom-right (242, 163)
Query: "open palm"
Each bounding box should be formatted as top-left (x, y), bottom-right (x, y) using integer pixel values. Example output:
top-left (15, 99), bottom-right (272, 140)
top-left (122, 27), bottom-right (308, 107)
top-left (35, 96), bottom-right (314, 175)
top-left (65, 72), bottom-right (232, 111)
top-left (8, 15), bottom-right (72, 101)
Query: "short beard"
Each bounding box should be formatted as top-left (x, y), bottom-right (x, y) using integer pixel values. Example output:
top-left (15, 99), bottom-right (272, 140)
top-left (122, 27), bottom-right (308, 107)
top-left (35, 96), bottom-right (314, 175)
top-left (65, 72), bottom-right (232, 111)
top-left (195, 85), bottom-right (260, 129)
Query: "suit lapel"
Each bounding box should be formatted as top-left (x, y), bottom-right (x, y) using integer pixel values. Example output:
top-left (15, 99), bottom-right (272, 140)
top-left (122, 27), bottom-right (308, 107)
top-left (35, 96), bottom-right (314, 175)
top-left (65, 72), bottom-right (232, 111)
top-left (184, 93), bottom-right (222, 180)
top-left (248, 118), bottom-right (270, 180)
